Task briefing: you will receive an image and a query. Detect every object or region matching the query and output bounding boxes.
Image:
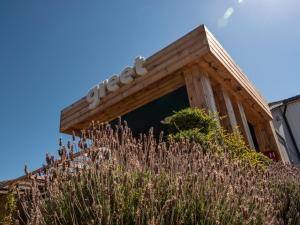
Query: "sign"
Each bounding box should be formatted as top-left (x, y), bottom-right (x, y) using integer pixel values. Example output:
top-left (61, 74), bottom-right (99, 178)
top-left (86, 56), bottom-right (148, 109)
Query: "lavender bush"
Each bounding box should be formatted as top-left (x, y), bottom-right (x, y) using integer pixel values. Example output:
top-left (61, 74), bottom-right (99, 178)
top-left (14, 117), bottom-right (300, 225)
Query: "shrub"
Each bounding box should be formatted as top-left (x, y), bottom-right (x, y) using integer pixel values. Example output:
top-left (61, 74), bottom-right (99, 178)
top-left (169, 128), bottom-right (209, 144)
top-left (164, 108), bottom-right (218, 135)
top-left (16, 121), bottom-right (300, 225)
top-left (166, 108), bottom-right (272, 168)
top-left (224, 129), bottom-right (272, 167)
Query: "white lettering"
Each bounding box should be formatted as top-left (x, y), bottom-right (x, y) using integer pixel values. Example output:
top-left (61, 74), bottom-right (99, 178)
top-left (134, 56), bottom-right (148, 76)
top-left (120, 67), bottom-right (134, 84)
top-left (107, 75), bottom-right (120, 92)
top-left (86, 56), bottom-right (148, 109)
top-left (98, 80), bottom-right (107, 98)
top-left (87, 85), bottom-right (100, 109)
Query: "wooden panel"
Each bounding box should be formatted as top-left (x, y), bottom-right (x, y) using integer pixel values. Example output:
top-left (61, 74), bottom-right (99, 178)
top-left (60, 28), bottom-right (209, 132)
top-left (61, 26), bottom-right (207, 123)
top-left (184, 65), bottom-right (217, 113)
top-left (65, 72), bottom-right (186, 133)
top-left (61, 40), bottom-right (207, 131)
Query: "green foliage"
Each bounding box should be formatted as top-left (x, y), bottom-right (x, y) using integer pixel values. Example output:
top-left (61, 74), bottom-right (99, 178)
top-left (164, 108), bottom-right (218, 135)
top-left (169, 128), bottom-right (210, 144)
top-left (223, 129), bottom-right (272, 167)
top-left (166, 107), bottom-right (272, 168)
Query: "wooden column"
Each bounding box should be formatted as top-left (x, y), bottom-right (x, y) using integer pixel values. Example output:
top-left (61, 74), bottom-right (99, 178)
top-left (255, 121), bottom-right (290, 163)
top-left (222, 89), bottom-right (238, 131)
top-left (232, 100), bottom-right (255, 149)
top-left (213, 85), bottom-right (237, 132)
top-left (214, 84), bottom-right (238, 132)
top-left (184, 65), bottom-right (217, 113)
top-left (213, 86), bottom-right (231, 131)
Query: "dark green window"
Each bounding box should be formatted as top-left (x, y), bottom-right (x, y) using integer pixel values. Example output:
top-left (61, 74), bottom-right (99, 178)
top-left (111, 86), bottom-right (189, 138)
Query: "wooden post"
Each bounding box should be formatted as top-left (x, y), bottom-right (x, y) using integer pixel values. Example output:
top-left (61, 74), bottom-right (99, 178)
top-left (254, 123), bottom-right (268, 153)
top-left (255, 121), bottom-right (290, 163)
top-left (232, 100), bottom-right (255, 149)
top-left (222, 89), bottom-right (238, 131)
top-left (213, 85), bottom-right (238, 132)
top-left (184, 65), bottom-right (217, 113)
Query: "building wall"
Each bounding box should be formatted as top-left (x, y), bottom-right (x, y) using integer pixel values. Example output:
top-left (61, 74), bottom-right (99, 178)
top-left (286, 101), bottom-right (300, 151)
top-left (271, 103), bottom-right (300, 165)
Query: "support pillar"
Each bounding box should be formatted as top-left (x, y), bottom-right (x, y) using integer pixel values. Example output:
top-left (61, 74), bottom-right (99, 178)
top-left (184, 65), bottom-right (217, 113)
top-left (213, 86), bottom-right (238, 132)
top-left (222, 89), bottom-right (238, 131)
top-left (232, 100), bottom-right (255, 149)
top-left (255, 121), bottom-right (290, 163)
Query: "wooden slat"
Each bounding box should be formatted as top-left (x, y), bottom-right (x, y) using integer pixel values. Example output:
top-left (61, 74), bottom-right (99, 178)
top-left (145, 25), bottom-right (206, 65)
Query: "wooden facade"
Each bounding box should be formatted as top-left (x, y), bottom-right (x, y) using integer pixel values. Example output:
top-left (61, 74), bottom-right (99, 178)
top-left (60, 25), bottom-right (287, 162)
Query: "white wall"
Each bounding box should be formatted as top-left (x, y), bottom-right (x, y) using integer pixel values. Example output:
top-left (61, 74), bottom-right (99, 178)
top-left (271, 105), bottom-right (300, 165)
top-left (286, 101), bottom-right (300, 151)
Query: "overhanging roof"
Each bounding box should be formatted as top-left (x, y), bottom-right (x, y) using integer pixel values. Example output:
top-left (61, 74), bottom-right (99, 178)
top-left (269, 95), bottom-right (300, 110)
top-left (60, 24), bottom-right (272, 134)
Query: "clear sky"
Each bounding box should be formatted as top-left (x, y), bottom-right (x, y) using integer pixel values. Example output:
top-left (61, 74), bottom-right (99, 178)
top-left (0, 0), bottom-right (300, 180)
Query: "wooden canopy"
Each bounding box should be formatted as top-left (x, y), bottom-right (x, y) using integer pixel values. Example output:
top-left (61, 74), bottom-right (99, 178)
top-left (59, 25), bottom-right (287, 162)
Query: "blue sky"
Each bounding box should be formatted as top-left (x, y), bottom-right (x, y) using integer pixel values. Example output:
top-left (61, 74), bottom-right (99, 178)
top-left (0, 0), bottom-right (300, 180)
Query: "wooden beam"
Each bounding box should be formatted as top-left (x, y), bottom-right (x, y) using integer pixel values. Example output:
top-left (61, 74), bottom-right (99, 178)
top-left (184, 65), bottom-right (217, 113)
top-left (222, 89), bottom-right (238, 130)
top-left (212, 84), bottom-right (231, 131)
top-left (232, 100), bottom-right (255, 149)
top-left (212, 83), bottom-right (238, 132)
